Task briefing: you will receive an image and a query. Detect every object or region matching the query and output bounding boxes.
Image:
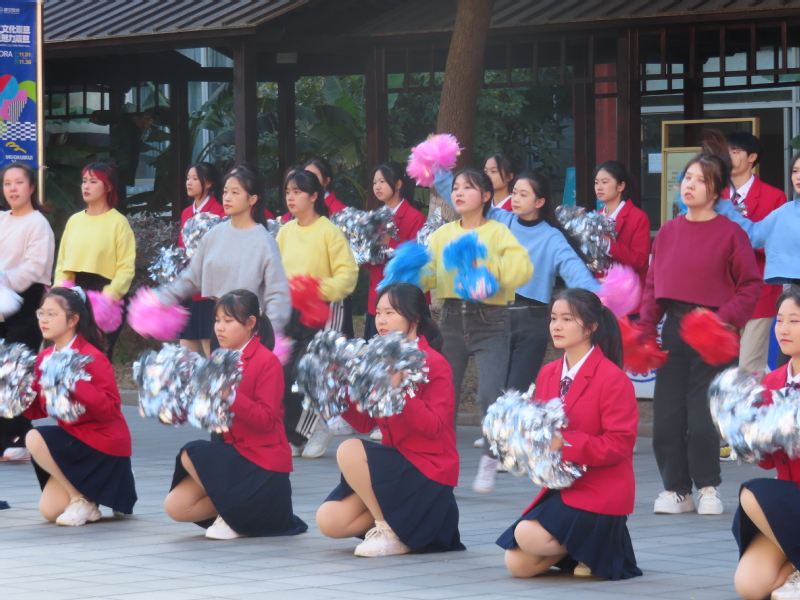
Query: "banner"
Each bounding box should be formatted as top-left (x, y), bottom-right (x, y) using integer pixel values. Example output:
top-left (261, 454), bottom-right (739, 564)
top-left (0, 0), bottom-right (38, 169)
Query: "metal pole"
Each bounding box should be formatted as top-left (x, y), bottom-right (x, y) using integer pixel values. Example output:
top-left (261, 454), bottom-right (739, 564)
top-left (36, 0), bottom-right (44, 200)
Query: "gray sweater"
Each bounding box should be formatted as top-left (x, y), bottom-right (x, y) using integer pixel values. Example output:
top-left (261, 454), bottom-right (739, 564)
top-left (161, 221), bottom-right (291, 332)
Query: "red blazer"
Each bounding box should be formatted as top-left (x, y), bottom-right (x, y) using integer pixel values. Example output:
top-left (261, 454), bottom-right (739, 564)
top-left (24, 335), bottom-right (132, 457)
top-left (179, 196), bottom-right (226, 301)
top-left (224, 337), bottom-right (292, 473)
top-left (264, 208), bottom-right (275, 221)
top-left (367, 200), bottom-right (428, 314)
top-left (606, 201), bottom-right (651, 311)
top-left (756, 364), bottom-right (800, 485)
top-left (722, 177), bottom-right (787, 319)
top-left (495, 195), bottom-right (513, 212)
top-left (523, 348), bottom-right (638, 516)
top-left (341, 336), bottom-right (460, 486)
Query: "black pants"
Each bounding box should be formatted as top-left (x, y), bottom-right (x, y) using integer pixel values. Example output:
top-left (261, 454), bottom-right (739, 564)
top-left (74, 272), bottom-right (126, 362)
top-left (282, 310), bottom-right (321, 447)
top-left (0, 284), bottom-right (45, 451)
top-left (505, 303), bottom-right (550, 392)
top-left (363, 313), bottom-right (378, 341)
top-left (652, 312), bottom-right (726, 495)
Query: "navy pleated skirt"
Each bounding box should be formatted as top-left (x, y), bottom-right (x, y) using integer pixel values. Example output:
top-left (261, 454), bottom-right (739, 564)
top-left (32, 426), bottom-right (137, 514)
top-left (180, 298), bottom-right (216, 341)
top-left (733, 478), bottom-right (800, 569)
top-left (496, 490), bottom-right (641, 580)
top-left (172, 440), bottom-right (307, 537)
top-left (325, 440), bottom-right (465, 553)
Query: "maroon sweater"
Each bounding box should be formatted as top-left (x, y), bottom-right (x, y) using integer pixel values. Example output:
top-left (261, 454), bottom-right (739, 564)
top-left (639, 214), bottom-right (762, 335)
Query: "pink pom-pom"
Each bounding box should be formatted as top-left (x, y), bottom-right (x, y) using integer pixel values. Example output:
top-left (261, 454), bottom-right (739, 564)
top-left (598, 264), bottom-right (642, 318)
top-left (86, 291), bottom-right (124, 333)
top-left (57, 279), bottom-right (75, 289)
top-left (128, 288), bottom-right (190, 341)
top-left (273, 334), bottom-right (294, 365)
top-left (407, 134), bottom-right (463, 187)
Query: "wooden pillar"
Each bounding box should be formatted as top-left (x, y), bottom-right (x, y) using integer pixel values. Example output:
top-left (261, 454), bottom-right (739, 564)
top-left (364, 46), bottom-right (388, 210)
top-left (233, 41), bottom-right (258, 166)
top-left (169, 78), bottom-right (189, 223)
top-left (277, 75), bottom-right (296, 179)
top-left (616, 30), bottom-right (641, 173)
top-left (573, 82), bottom-right (596, 209)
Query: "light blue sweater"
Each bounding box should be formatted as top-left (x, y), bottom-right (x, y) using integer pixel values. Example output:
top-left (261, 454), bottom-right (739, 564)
top-left (434, 171), bottom-right (600, 302)
top-left (716, 198), bottom-right (800, 284)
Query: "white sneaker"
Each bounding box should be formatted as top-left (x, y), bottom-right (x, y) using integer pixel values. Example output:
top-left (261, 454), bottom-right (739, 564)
top-left (369, 428), bottom-right (383, 441)
top-left (697, 486), bottom-right (723, 515)
top-left (653, 491), bottom-right (696, 514)
top-left (472, 455), bottom-right (498, 494)
top-left (56, 496), bottom-right (102, 526)
top-left (473, 437), bottom-right (485, 449)
top-left (329, 416), bottom-right (354, 436)
top-left (290, 443), bottom-right (303, 458)
top-left (354, 520), bottom-right (410, 557)
top-left (302, 425), bottom-right (334, 459)
top-left (772, 571), bottom-right (800, 600)
top-left (205, 515), bottom-right (242, 540)
top-left (2, 447), bottom-right (31, 461)
top-left (574, 562), bottom-right (592, 577)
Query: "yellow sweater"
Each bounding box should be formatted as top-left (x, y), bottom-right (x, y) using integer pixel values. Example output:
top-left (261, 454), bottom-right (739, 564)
top-left (55, 209), bottom-right (136, 300)
top-left (276, 216), bottom-right (358, 302)
top-left (422, 219), bottom-right (533, 305)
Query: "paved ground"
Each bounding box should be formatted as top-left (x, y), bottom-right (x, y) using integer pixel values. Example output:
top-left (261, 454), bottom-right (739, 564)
top-left (0, 407), bottom-right (764, 600)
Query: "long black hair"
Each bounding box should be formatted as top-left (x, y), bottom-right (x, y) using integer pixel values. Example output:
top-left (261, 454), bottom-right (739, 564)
top-left (285, 170), bottom-right (329, 218)
top-left (214, 289), bottom-right (275, 351)
top-left (551, 288), bottom-right (623, 369)
top-left (43, 287), bottom-right (106, 353)
top-left (371, 162), bottom-right (421, 210)
top-left (451, 168), bottom-right (494, 217)
top-left (484, 152), bottom-right (518, 194)
top-left (376, 283), bottom-right (443, 352)
top-left (303, 156), bottom-right (334, 191)
top-left (224, 166), bottom-right (268, 228)
top-left (186, 161), bottom-right (222, 204)
top-left (595, 160), bottom-right (641, 208)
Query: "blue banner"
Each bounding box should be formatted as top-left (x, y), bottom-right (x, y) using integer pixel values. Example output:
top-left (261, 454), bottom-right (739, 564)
top-left (0, 0), bottom-right (38, 168)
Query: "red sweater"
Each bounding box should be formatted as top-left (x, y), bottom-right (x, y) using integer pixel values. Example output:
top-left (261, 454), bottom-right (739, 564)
top-left (24, 335), bottom-right (132, 457)
top-left (639, 215), bottom-right (762, 335)
top-left (756, 364), bottom-right (800, 485)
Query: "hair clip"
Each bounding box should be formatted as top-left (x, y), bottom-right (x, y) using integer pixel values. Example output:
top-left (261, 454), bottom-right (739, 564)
top-left (71, 286), bottom-right (87, 303)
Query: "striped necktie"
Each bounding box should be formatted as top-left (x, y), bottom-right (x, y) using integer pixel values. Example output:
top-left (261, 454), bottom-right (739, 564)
top-left (560, 377), bottom-right (573, 401)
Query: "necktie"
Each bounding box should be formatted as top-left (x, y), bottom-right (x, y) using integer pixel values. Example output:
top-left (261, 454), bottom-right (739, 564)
top-left (560, 376), bottom-right (572, 401)
top-left (731, 191), bottom-right (748, 216)
top-left (787, 382), bottom-right (800, 392)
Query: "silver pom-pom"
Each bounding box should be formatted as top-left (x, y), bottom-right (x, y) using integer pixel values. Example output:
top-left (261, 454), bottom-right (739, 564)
top-left (266, 219), bottom-right (282, 239)
top-left (148, 245), bottom-right (188, 285)
top-left (0, 340), bottom-right (37, 418)
top-left (182, 212), bottom-right (229, 259)
top-left (185, 349), bottom-right (243, 433)
top-left (134, 344), bottom-right (200, 425)
top-left (555, 205), bottom-right (616, 273)
top-left (331, 206), bottom-right (399, 265)
top-left (347, 331), bottom-right (428, 418)
top-left (294, 331), bottom-right (366, 420)
top-left (483, 387), bottom-right (586, 489)
top-left (39, 350), bottom-right (93, 423)
top-left (415, 209), bottom-right (447, 247)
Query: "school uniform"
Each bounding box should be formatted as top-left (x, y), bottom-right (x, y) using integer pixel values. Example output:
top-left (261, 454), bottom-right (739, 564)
top-left (171, 337), bottom-right (307, 537)
top-left (733, 362), bottom-right (800, 568)
top-left (496, 348), bottom-right (642, 580)
top-left (494, 194), bottom-right (513, 212)
top-left (325, 336), bottom-right (465, 553)
top-left (603, 201), bottom-right (651, 313)
top-left (23, 335), bottom-right (137, 514)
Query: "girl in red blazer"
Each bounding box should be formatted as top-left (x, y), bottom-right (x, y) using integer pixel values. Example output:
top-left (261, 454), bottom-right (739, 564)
top-left (732, 286), bottom-right (800, 600)
top-left (316, 283), bottom-right (465, 557)
top-left (164, 289), bottom-right (307, 540)
top-left (179, 162), bottom-right (226, 357)
top-left (364, 162), bottom-right (427, 341)
top-left (484, 152), bottom-right (517, 211)
top-left (497, 288), bottom-right (641, 581)
top-left (23, 286), bottom-right (137, 526)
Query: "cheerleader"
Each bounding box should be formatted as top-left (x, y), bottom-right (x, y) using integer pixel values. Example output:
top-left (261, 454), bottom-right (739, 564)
top-left (428, 169), bottom-right (534, 493)
top-left (731, 286), bottom-right (800, 600)
top-left (0, 163), bottom-right (55, 461)
top-left (277, 170), bottom-right (358, 459)
top-left (497, 288), bottom-right (641, 581)
top-left (227, 163), bottom-right (275, 221)
top-left (640, 133), bottom-right (762, 515)
top-left (23, 286), bottom-right (137, 525)
top-left (54, 162), bottom-right (135, 360)
top-left (483, 152), bottom-right (517, 211)
top-left (164, 290), bottom-right (307, 540)
top-left (316, 283), bottom-right (464, 556)
top-left (178, 162), bottom-right (225, 356)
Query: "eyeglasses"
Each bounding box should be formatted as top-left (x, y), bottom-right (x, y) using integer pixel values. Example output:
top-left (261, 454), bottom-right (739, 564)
top-left (35, 310), bottom-right (64, 322)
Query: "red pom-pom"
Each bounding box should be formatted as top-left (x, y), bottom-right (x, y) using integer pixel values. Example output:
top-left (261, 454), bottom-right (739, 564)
top-left (619, 316), bottom-right (668, 375)
top-left (679, 308), bottom-right (739, 366)
top-left (289, 275), bottom-right (330, 329)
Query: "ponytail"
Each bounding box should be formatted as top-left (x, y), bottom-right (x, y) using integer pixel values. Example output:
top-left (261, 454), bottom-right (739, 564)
top-left (215, 289), bottom-right (275, 351)
top-left (376, 283), bottom-right (443, 353)
top-left (225, 166), bottom-right (269, 228)
top-left (595, 160), bottom-right (641, 208)
top-left (552, 288), bottom-right (623, 369)
top-left (43, 287), bottom-right (107, 354)
top-left (372, 162), bottom-right (421, 211)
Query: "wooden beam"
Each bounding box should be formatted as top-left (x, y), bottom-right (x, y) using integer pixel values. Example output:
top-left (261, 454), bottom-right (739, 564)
top-left (169, 78), bottom-right (190, 223)
top-left (616, 30), bottom-right (640, 172)
top-left (364, 46), bottom-right (389, 210)
top-left (573, 82), bottom-right (596, 209)
top-left (277, 76), bottom-right (297, 181)
top-left (233, 40), bottom-right (258, 167)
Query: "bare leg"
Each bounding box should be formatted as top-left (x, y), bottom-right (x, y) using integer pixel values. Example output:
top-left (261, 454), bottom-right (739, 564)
top-left (180, 339), bottom-right (201, 354)
top-left (38, 478), bottom-right (72, 522)
top-left (26, 430), bottom-right (81, 498)
top-left (163, 450), bottom-right (218, 523)
top-left (503, 520), bottom-right (569, 578)
top-left (740, 488), bottom-right (783, 548)
top-left (316, 495), bottom-right (375, 539)
top-left (337, 439), bottom-right (384, 521)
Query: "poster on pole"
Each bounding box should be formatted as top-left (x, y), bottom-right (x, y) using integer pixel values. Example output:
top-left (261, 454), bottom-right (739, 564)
top-left (0, 0), bottom-right (39, 169)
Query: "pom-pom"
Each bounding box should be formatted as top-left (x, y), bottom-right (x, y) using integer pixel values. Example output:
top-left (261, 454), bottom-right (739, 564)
top-left (416, 209), bottom-right (447, 247)
top-left (442, 232), bottom-right (499, 301)
top-left (39, 350), bottom-right (93, 423)
top-left (186, 349), bottom-right (243, 433)
top-left (378, 242), bottom-right (431, 290)
top-left (182, 212), bottom-right (229, 259)
top-left (407, 134), bottom-right (463, 187)
top-left (598, 264), bottom-right (641, 317)
top-left (0, 340), bottom-right (36, 418)
top-left (680, 308), bottom-right (739, 366)
top-left (86, 290), bottom-right (124, 333)
top-left (0, 284), bottom-right (22, 319)
top-left (57, 279), bottom-right (75, 289)
top-left (555, 205), bottom-right (616, 273)
top-left (483, 388), bottom-right (586, 489)
top-left (288, 275), bottom-right (330, 329)
top-left (331, 206), bottom-right (399, 265)
top-left (133, 344), bottom-right (200, 425)
top-left (618, 317), bottom-right (668, 375)
top-left (128, 288), bottom-right (190, 341)
top-left (273, 334), bottom-right (294, 366)
top-left (265, 219), bottom-right (282, 239)
top-left (149, 245), bottom-right (188, 285)
top-left (347, 331), bottom-right (428, 418)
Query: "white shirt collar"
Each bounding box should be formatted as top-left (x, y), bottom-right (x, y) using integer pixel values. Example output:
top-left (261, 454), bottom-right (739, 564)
top-left (57, 335), bottom-right (79, 352)
top-left (324, 191), bottom-right (330, 200)
top-left (788, 362), bottom-right (800, 386)
top-left (494, 194), bottom-right (512, 210)
top-left (238, 335), bottom-right (256, 354)
top-left (561, 346), bottom-right (594, 380)
top-left (604, 200), bottom-right (626, 221)
top-left (193, 196), bottom-right (211, 215)
top-left (731, 174), bottom-right (755, 200)
top-left (391, 199), bottom-right (405, 214)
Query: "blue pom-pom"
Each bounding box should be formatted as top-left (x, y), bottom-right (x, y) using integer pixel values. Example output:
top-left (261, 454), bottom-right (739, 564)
top-left (454, 266), bottom-right (498, 302)
top-left (443, 232), bottom-right (487, 272)
top-left (378, 242), bottom-right (431, 290)
top-left (442, 233), bottom-right (497, 301)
